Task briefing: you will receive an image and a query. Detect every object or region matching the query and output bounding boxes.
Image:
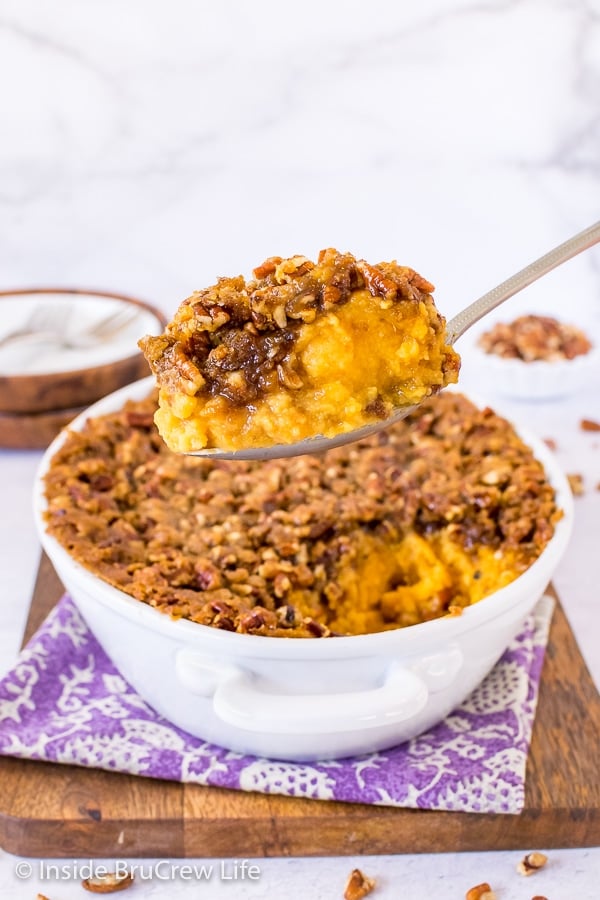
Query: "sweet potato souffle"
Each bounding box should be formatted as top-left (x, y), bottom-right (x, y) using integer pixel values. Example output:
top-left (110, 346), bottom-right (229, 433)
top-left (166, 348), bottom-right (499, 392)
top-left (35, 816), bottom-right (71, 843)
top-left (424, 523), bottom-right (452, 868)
top-left (139, 249), bottom-right (460, 452)
top-left (43, 391), bottom-right (560, 638)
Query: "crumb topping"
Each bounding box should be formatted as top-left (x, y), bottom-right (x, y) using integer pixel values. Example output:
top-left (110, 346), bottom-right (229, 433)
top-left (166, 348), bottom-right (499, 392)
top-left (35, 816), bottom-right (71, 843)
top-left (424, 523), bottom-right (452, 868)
top-left (140, 249), bottom-right (451, 407)
top-left (139, 249), bottom-right (460, 452)
top-left (43, 391), bottom-right (559, 638)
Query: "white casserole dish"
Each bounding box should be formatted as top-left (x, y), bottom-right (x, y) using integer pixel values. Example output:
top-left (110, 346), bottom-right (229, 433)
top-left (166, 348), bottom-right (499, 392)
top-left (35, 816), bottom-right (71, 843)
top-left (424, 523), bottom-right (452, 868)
top-left (33, 378), bottom-right (573, 761)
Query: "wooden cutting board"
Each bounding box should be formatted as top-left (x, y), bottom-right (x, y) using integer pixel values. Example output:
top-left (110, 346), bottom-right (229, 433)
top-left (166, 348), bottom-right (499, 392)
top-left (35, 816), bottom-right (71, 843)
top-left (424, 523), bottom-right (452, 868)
top-left (0, 553), bottom-right (599, 858)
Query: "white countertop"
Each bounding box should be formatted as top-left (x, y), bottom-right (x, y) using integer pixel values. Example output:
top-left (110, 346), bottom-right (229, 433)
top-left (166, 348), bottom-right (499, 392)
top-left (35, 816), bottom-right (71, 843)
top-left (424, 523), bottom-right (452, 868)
top-left (0, 0), bottom-right (599, 896)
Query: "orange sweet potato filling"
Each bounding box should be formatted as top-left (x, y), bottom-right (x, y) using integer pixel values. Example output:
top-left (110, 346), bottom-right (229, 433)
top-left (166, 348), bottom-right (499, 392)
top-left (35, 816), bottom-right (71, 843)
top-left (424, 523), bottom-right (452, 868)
top-left (140, 249), bottom-right (460, 452)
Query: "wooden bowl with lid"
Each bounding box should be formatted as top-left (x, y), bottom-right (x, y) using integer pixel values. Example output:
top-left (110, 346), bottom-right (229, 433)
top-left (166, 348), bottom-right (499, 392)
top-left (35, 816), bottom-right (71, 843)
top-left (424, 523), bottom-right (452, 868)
top-left (0, 288), bottom-right (167, 448)
top-left (0, 287), bottom-right (167, 414)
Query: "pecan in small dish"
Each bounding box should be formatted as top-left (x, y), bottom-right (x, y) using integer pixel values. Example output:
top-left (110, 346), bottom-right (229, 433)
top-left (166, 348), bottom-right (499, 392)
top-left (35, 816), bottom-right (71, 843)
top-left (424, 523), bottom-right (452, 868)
top-left (478, 314), bottom-right (592, 362)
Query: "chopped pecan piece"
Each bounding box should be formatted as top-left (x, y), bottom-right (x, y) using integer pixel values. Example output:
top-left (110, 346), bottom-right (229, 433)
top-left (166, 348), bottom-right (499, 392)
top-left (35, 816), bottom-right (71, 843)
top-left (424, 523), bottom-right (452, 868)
top-left (580, 417), bottom-right (600, 432)
top-left (305, 619), bottom-right (329, 637)
top-left (344, 867), bottom-right (376, 900)
top-left (567, 473), bottom-right (585, 496)
top-left (252, 256), bottom-right (282, 279)
top-left (277, 362), bottom-right (303, 390)
top-left (125, 409), bottom-right (155, 429)
top-left (356, 260), bottom-right (399, 298)
top-left (465, 884), bottom-right (496, 900)
top-left (81, 871), bottom-right (134, 893)
top-left (517, 851), bottom-right (548, 876)
top-left (239, 610), bottom-right (265, 632)
top-left (321, 283), bottom-right (343, 306)
top-left (277, 604), bottom-right (298, 627)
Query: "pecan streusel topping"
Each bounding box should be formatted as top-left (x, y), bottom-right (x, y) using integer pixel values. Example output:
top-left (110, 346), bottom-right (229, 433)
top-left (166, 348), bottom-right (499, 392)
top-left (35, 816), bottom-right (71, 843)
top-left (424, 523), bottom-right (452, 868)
top-left (43, 391), bottom-right (559, 637)
top-left (139, 249), bottom-right (460, 453)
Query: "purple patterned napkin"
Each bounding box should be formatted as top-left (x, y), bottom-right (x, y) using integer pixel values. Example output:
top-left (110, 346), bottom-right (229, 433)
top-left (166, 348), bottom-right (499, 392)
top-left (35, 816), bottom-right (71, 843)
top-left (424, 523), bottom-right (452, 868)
top-left (0, 594), bottom-right (553, 814)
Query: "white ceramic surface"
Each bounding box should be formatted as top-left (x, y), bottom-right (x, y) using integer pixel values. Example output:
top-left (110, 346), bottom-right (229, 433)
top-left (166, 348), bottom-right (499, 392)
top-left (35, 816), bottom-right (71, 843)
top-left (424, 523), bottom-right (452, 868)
top-left (458, 329), bottom-right (600, 401)
top-left (33, 378), bottom-right (573, 761)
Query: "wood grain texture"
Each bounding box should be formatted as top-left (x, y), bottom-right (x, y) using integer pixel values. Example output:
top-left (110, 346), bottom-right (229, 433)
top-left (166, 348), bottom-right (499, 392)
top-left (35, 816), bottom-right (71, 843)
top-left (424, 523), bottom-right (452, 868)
top-left (1, 554), bottom-right (598, 858)
top-left (0, 404), bottom-right (86, 450)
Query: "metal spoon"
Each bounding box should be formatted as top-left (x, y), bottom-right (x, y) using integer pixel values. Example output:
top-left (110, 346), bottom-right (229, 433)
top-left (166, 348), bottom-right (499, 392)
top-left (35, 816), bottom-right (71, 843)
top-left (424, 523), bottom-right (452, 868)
top-left (188, 220), bottom-right (600, 461)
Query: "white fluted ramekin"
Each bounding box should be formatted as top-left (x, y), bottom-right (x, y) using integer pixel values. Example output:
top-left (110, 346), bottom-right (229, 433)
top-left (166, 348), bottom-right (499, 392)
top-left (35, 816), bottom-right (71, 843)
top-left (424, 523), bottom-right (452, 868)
top-left (33, 378), bottom-right (573, 761)
top-left (461, 339), bottom-right (600, 401)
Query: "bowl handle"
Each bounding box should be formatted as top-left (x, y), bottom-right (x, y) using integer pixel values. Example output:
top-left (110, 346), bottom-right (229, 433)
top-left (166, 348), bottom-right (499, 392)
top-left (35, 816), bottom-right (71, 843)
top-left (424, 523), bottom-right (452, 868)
top-left (176, 652), bottom-right (429, 736)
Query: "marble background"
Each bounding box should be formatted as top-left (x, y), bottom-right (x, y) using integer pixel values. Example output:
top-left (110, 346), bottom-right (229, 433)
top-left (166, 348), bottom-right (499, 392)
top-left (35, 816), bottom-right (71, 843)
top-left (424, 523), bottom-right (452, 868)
top-left (0, 2), bottom-right (599, 898)
top-left (1, 0), bottom-right (599, 330)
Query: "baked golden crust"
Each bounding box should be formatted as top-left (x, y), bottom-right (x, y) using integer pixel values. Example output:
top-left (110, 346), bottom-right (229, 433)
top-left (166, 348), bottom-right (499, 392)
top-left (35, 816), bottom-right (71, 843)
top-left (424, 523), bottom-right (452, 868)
top-left (43, 391), bottom-right (559, 638)
top-left (139, 249), bottom-right (460, 452)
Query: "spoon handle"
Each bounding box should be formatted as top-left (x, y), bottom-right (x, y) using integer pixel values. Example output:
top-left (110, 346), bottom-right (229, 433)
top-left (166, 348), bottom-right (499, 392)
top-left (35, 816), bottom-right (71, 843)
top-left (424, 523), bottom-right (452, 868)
top-left (445, 220), bottom-right (600, 344)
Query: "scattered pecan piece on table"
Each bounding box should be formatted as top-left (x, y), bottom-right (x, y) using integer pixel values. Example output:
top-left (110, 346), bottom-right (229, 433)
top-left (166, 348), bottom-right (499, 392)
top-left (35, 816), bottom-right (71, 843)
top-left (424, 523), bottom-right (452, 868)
top-left (567, 473), bottom-right (585, 496)
top-left (580, 418), bottom-right (600, 432)
top-left (465, 884), bottom-right (497, 900)
top-left (517, 851), bottom-right (549, 876)
top-left (344, 867), bottom-right (376, 900)
top-left (81, 872), bottom-right (134, 893)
